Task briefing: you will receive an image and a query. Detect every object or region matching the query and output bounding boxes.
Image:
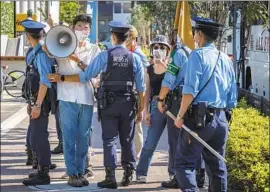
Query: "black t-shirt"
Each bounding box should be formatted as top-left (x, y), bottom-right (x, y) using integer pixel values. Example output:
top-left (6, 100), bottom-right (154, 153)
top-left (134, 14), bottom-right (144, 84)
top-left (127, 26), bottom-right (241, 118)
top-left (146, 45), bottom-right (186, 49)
top-left (147, 64), bottom-right (165, 97)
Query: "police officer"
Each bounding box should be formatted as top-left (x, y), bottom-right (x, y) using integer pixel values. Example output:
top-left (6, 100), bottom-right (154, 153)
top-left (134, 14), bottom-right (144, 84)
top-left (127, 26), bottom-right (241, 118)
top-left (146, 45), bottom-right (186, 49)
top-left (174, 17), bottom-right (237, 191)
top-left (48, 21), bottom-right (145, 189)
top-left (21, 20), bottom-right (56, 186)
top-left (158, 29), bottom-right (206, 188)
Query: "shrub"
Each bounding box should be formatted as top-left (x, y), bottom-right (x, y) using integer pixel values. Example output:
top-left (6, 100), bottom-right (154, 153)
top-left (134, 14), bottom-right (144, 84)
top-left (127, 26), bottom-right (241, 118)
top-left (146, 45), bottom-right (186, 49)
top-left (227, 98), bottom-right (269, 191)
top-left (59, 1), bottom-right (82, 26)
top-left (0, 2), bottom-right (14, 37)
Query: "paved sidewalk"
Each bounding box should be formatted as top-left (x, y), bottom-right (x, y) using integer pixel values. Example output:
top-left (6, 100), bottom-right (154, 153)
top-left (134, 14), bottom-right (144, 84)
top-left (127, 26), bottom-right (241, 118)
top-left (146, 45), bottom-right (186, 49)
top-left (0, 111), bottom-right (208, 192)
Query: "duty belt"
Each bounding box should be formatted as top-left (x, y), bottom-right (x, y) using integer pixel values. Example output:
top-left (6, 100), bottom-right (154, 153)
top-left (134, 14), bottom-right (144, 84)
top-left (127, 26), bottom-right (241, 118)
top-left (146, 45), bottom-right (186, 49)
top-left (190, 105), bottom-right (224, 113)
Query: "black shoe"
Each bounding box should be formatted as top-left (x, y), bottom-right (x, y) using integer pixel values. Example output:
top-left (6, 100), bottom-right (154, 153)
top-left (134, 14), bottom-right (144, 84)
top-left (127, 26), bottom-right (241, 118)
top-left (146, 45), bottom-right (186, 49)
top-left (29, 164), bottom-right (56, 178)
top-left (51, 142), bottom-right (63, 154)
top-left (121, 167), bottom-right (134, 187)
top-left (161, 176), bottom-right (179, 189)
top-left (97, 167), bottom-right (117, 189)
top-left (78, 174), bottom-right (89, 186)
top-left (68, 175), bottom-right (83, 187)
top-left (22, 166), bottom-right (50, 186)
top-left (196, 168), bottom-right (205, 188)
top-left (26, 148), bottom-right (33, 166)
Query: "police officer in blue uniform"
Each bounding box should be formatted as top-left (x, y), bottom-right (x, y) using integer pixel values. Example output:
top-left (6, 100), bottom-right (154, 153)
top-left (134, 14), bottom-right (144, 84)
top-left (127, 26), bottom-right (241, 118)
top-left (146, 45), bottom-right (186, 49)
top-left (47, 21), bottom-right (145, 189)
top-left (174, 17), bottom-right (237, 191)
top-left (157, 29), bottom-right (206, 188)
top-left (21, 20), bottom-right (56, 186)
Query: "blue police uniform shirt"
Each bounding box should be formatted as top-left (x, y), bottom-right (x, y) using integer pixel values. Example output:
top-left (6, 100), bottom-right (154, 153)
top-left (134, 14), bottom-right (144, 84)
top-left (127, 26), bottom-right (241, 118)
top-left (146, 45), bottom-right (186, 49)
top-left (26, 43), bottom-right (54, 88)
top-left (79, 45), bottom-right (145, 93)
top-left (133, 47), bottom-right (150, 68)
top-left (162, 45), bottom-right (190, 90)
top-left (183, 43), bottom-right (237, 109)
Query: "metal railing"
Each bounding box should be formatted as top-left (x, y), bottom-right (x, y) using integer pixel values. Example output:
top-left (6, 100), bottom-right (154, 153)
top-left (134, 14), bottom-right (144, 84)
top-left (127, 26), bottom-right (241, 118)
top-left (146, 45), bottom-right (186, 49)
top-left (238, 87), bottom-right (270, 115)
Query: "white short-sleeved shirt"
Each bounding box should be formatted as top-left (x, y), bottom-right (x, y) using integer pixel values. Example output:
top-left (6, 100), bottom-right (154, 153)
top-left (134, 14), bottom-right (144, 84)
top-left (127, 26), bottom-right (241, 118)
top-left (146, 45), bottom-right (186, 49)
top-left (56, 42), bottom-right (100, 105)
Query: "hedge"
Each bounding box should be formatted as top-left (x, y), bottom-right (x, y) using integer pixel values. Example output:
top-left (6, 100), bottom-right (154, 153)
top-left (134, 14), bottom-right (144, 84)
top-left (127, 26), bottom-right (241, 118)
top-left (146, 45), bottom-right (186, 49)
top-left (227, 98), bottom-right (269, 192)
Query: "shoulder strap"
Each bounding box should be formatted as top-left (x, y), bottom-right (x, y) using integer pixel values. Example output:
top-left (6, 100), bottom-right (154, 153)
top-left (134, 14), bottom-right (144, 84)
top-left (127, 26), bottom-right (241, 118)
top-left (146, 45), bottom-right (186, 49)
top-left (180, 45), bottom-right (190, 58)
top-left (192, 51), bottom-right (220, 103)
top-left (28, 46), bottom-right (42, 68)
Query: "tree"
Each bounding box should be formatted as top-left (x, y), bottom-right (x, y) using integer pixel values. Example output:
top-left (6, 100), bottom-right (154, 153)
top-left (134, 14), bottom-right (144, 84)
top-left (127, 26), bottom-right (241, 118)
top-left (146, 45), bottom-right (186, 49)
top-left (0, 2), bottom-right (14, 37)
top-left (59, 1), bottom-right (82, 26)
top-left (129, 4), bottom-right (152, 47)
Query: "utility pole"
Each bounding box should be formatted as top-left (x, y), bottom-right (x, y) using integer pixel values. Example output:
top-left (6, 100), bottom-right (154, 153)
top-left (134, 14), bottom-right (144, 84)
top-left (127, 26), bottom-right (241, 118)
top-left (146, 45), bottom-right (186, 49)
top-left (232, 3), bottom-right (237, 82)
top-left (240, 2), bottom-right (246, 89)
top-left (13, 1), bottom-right (16, 38)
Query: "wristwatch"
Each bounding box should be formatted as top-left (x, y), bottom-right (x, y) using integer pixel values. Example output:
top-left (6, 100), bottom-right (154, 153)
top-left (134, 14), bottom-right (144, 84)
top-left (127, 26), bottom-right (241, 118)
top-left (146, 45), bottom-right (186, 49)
top-left (35, 104), bottom-right (42, 108)
top-left (77, 61), bottom-right (84, 67)
top-left (157, 97), bottom-right (164, 102)
top-left (61, 75), bottom-right (65, 82)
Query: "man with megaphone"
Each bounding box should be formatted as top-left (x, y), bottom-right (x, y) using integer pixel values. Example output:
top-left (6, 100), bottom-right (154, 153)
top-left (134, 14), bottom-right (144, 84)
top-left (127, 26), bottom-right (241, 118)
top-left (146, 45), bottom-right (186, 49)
top-left (44, 15), bottom-right (100, 187)
top-left (48, 21), bottom-right (145, 189)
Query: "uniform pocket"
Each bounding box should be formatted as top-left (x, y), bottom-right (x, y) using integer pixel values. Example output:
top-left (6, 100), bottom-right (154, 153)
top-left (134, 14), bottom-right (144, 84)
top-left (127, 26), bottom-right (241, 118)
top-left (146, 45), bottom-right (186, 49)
top-left (217, 111), bottom-right (228, 123)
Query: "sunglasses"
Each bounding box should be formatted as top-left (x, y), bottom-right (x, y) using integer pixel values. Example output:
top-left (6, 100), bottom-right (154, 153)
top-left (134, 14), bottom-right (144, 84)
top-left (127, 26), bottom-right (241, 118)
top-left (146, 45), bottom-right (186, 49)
top-left (153, 45), bottom-right (167, 50)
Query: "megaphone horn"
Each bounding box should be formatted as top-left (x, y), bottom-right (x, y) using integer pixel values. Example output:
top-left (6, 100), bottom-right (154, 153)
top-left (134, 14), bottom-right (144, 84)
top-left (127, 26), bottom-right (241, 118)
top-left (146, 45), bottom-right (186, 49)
top-left (45, 25), bottom-right (77, 58)
top-left (58, 33), bottom-right (72, 45)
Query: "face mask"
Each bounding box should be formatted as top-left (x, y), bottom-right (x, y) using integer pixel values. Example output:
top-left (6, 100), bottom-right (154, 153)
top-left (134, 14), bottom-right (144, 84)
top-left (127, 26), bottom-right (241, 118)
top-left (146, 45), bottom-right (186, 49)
top-left (75, 30), bottom-right (89, 41)
top-left (194, 42), bottom-right (199, 49)
top-left (153, 49), bottom-right (167, 59)
top-left (153, 49), bottom-right (167, 62)
top-left (39, 40), bottom-right (44, 45)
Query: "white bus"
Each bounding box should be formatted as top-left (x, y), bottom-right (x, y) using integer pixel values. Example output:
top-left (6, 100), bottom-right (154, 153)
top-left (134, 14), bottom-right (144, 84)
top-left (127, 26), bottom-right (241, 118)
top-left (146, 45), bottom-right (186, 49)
top-left (245, 25), bottom-right (269, 99)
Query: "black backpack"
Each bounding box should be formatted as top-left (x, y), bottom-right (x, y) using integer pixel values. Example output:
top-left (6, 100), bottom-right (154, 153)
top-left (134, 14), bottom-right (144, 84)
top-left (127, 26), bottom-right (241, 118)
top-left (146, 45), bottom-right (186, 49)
top-left (22, 47), bottom-right (42, 102)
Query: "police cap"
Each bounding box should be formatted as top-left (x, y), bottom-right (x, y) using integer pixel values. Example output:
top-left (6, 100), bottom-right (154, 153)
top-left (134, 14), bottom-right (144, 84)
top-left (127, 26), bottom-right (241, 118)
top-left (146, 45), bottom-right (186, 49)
top-left (192, 16), bottom-right (223, 40)
top-left (108, 21), bottom-right (130, 34)
top-left (21, 20), bottom-right (46, 34)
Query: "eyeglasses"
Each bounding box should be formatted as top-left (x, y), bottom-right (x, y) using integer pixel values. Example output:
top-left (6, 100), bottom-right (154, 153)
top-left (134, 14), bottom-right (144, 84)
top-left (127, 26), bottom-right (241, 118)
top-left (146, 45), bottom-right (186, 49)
top-left (153, 45), bottom-right (166, 50)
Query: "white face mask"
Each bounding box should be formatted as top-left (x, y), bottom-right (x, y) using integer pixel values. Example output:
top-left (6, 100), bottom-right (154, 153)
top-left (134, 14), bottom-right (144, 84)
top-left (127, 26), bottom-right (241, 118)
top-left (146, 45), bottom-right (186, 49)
top-left (39, 40), bottom-right (44, 45)
top-left (153, 49), bottom-right (167, 61)
top-left (75, 30), bottom-right (89, 42)
top-left (194, 42), bottom-right (199, 49)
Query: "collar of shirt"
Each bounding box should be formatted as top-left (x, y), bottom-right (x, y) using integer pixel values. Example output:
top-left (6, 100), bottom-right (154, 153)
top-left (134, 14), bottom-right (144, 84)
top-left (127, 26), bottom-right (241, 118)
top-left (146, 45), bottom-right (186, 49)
top-left (203, 42), bottom-right (215, 48)
top-left (114, 44), bottom-right (126, 48)
top-left (33, 43), bottom-right (42, 54)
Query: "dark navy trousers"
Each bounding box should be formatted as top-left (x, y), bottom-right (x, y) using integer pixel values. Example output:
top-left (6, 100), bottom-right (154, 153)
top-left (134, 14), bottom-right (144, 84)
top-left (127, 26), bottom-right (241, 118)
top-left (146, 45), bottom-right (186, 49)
top-left (26, 106), bottom-right (61, 149)
top-left (175, 111), bottom-right (228, 192)
top-left (100, 97), bottom-right (136, 170)
top-left (29, 108), bottom-right (51, 166)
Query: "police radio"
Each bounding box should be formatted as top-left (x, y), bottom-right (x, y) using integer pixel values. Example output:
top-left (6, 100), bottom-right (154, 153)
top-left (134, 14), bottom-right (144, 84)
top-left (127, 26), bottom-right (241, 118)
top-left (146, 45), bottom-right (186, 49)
top-left (45, 25), bottom-right (77, 58)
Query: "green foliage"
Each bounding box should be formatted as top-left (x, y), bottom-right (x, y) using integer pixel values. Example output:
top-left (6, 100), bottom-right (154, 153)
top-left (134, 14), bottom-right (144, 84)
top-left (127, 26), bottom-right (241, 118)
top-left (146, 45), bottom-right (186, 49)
top-left (129, 4), bottom-right (152, 46)
top-left (141, 47), bottom-right (150, 58)
top-left (243, 2), bottom-right (269, 26)
top-left (138, 1), bottom-right (177, 36)
top-left (227, 99), bottom-right (269, 191)
top-left (59, 1), bottom-right (82, 26)
top-left (0, 2), bottom-right (14, 37)
top-left (97, 42), bottom-right (105, 50)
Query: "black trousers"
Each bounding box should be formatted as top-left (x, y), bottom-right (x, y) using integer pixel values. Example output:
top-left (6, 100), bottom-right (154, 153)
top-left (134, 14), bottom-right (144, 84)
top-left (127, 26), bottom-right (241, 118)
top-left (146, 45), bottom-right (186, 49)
top-left (30, 108), bottom-right (51, 166)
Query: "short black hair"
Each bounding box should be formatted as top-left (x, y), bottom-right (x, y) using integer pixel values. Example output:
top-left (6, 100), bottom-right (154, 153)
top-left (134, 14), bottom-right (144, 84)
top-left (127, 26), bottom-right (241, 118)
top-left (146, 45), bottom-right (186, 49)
top-left (26, 30), bottom-right (44, 40)
top-left (193, 28), bottom-right (218, 42)
top-left (111, 32), bottom-right (128, 44)
top-left (72, 14), bottom-right (92, 27)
